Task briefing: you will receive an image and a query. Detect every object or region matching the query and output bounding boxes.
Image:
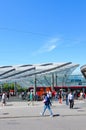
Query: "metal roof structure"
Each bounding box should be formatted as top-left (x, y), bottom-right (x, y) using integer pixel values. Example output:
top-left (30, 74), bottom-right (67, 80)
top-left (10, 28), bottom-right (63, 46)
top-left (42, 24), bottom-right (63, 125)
top-left (0, 62), bottom-right (79, 88)
top-left (80, 65), bottom-right (86, 78)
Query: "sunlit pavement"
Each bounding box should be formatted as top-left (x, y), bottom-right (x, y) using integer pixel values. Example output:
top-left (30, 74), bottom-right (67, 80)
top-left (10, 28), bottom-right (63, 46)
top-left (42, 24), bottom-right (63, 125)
top-left (0, 99), bottom-right (86, 118)
top-left (0, 99), bottom-right (86, 130)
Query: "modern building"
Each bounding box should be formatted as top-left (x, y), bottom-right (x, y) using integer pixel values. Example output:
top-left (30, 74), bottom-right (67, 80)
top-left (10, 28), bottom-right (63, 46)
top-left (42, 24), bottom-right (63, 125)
top-left (0, 62), bottom-right (80, 94)
top-left (80, 65), bottom-right (86, 78)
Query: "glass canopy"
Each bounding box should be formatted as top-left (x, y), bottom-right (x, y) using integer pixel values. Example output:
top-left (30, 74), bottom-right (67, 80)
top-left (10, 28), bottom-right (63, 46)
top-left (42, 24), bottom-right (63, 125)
top-left (0, 62), bottom-right (79, 90)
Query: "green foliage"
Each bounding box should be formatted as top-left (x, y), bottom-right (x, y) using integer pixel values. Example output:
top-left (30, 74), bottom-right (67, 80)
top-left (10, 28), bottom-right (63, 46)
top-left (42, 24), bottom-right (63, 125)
top-left (3, 83), bottom-right (9, 91)
top-left (2, 83), bottom-right (27, 92)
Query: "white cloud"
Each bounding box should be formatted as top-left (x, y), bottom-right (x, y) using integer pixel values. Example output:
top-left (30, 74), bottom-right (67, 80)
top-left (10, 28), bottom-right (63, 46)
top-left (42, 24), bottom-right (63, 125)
top-left (32, 37), bottom-right (60, 56)
top-left (38, 38), bottom-right (59, 53)
top-left (41, 43), bottom-right (56, 52)
top-left (47, 44), bottom-right (56, 51)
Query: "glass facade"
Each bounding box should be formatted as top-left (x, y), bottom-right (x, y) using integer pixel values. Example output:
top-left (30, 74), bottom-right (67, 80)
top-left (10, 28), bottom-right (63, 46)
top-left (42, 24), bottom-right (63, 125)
top-left (1, 62), bottom-right (85, 93)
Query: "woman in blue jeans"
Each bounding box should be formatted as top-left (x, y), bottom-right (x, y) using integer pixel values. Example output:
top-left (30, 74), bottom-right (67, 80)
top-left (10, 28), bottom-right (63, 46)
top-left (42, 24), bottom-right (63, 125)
top-left (40, 93), bottom-right (53, 117)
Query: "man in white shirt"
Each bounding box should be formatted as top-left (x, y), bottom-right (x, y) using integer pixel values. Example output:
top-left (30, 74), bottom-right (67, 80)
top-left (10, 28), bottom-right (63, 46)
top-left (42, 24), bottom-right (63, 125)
top-left (68, 91), bottom-right (74, 109)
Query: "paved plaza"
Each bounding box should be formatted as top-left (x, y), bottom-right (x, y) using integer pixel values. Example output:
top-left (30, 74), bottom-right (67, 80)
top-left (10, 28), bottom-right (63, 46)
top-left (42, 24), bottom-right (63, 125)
top-left (0, 99), bottom-right (86, 130)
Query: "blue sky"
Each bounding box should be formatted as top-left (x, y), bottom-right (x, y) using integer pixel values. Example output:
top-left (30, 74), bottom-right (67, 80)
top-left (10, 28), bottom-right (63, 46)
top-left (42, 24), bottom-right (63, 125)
top-left (0, 0), bottom-right (86, 72)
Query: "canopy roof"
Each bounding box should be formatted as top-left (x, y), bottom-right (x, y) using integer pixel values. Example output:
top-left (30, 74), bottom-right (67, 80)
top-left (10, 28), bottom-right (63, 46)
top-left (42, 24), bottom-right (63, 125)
top-left (0, 62), bottom-right (79, 87)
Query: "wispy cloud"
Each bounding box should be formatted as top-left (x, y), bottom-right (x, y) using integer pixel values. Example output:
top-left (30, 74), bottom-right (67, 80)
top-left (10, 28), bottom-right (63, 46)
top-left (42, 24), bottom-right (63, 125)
top-left (37, 38), bottom-right (60, 54)
top-left (47, 44), bottom-right (56, 51)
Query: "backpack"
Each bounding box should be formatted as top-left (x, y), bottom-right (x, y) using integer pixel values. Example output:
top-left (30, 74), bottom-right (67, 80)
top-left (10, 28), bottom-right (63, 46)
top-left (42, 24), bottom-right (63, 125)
top-left (44, 96), bottom-right (51, 105)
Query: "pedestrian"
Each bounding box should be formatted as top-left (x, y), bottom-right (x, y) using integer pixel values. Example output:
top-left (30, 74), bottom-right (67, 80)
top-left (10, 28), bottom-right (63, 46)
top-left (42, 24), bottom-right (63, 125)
top-left (65, 91), bottom-right (69, 105)
top-left (7, 91), bottom-right (10, 100)
top-left (68, 91), bottom-right (74, 109)
top-left (1, 92), bottom-right (6, 106)
top-left (58, 91), bottom-right (62, 104)
top-left (40, 93), bottom-right (53, 117)
top-left (28, 90), bottom-right (34, 105)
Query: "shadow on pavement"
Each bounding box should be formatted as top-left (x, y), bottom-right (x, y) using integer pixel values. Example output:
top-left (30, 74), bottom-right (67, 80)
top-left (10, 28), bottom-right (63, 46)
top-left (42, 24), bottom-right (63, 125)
top-left (53, 114), bottom-right (60, 117)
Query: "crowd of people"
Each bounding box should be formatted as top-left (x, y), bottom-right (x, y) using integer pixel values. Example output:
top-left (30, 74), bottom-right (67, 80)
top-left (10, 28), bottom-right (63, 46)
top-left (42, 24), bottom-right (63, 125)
top-left (0, 89), bottom-right (85, 118)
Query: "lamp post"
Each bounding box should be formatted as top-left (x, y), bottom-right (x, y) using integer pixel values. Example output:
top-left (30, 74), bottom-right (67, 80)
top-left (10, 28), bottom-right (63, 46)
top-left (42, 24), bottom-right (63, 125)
top-left (62, 74), bottom-right (67, 89)
top-left (51, 73), bottom-right (54, 91)
top-left (34, 75), bottom-right (37, 97)
top-left (56, 75), bottom-right (58, 87)
top-left (0, 84), bottom-right (3, 93)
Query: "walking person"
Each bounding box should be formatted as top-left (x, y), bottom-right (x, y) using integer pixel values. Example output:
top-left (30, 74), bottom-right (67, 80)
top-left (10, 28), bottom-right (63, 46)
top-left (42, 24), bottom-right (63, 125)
top-left (7, 91), bottom-right (10, 100)
top-left (28, 90), bottom-right (34, 105)
top-left (58, 91), bottom-right (62, 104)
top-left (68, 91), bottom-right (74, 109)
top-left (1, 92), bottom-right (6, 106)
top-left (65, 91), bottom-right (69, 105)
top-left (40, 93), bottom-right (53, 117)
